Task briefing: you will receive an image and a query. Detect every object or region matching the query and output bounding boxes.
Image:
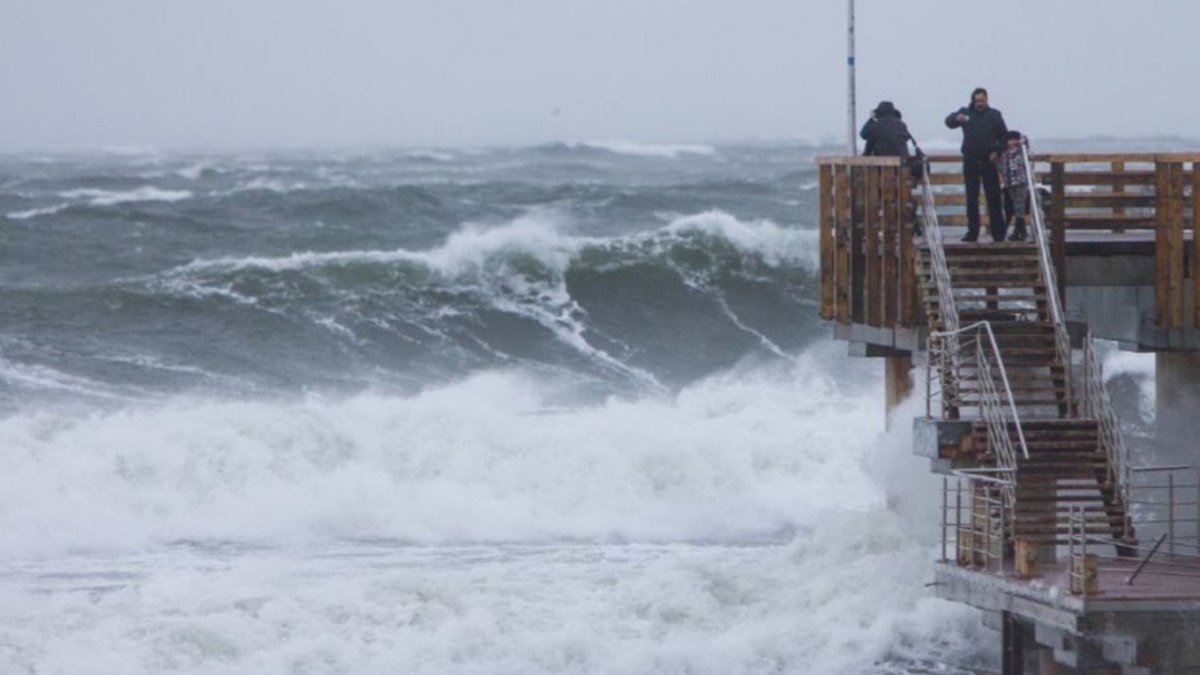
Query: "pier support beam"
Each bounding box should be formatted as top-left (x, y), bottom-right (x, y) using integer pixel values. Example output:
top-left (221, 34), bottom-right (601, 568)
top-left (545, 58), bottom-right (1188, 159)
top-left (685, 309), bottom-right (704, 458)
top-left (884, 355), bottom-right (913, 428)
top-left (1156, 352), bottom-right (1200, 457)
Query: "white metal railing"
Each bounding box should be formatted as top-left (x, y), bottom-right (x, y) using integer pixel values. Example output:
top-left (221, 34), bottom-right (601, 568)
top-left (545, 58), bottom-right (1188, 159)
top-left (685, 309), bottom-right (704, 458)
top-left (918, 160), bottom-right (960, 335)
top-left (1019, 144), bottom-right (1074, 410)
top-left (941, 472), bottom-right (1014, 575)
top-left (1080, 334), bottom-right (1133, 538)
top-left (1128, 465), bottom-right (1200, 560)
top-left (927, 322), bottom-right (1030, 509)
top-left (918, 159), bottom-right (1029, 511)
top-left (1062, 466), bottom-right (1200, 590)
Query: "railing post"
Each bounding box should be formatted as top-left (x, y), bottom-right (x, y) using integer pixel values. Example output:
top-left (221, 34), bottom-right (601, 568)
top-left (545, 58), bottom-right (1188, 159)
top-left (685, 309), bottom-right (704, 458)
top-left (819, 163), bottom-right (835, 320)
top-left (1050, 161), bottom-right (1067, 305)
top-left (1169, 471), bottom-right (1176, 560)
top-left (941, 476), bottom-right (948, 562)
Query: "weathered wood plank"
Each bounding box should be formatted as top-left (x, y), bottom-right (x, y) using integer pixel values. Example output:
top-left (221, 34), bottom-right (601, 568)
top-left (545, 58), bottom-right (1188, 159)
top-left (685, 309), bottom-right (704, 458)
top-left (864, 167), bottom-right (882, 327)
top-left (850, 167), bottom-right (866, 324)
top-left (881, 166), bottom-right (899, 327)
top-left (1052, 171), bottom-right (1189, 186)
top-left (1060, 194), bottom-right (1155, 209)
top-left (899, 169), bottom-right (916, 328)
top-left (816, 156), bottom-right (904, 167)
top-left (835, 165), bottom-right (851, 324)
top-left (818, 164), bottom-right (835, 320)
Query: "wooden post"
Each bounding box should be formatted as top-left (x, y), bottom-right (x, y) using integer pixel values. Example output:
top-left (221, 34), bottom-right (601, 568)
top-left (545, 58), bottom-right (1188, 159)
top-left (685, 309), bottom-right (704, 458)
top-left (1050, 162), bottom-right (1067, 304)
top-left (1111, 160), bottom-right (1125, 232)
top-left (1194, 163), bottom-right (1200, 328)
top-left (865, 166), bottom-right (881, 327)
top-left (819, 164), bottom-right (835, 320)
top-left (1070, 554), bottom-right (1099, 596)
top-left (1170, 162), bottom-right (1185, 329)
top-left (1014, 537), bottom-right (1037, 578)
top-left (1157, 161), bottom-right (1170, 328)
top-left (1157, 161), bottom-right (1186, 329)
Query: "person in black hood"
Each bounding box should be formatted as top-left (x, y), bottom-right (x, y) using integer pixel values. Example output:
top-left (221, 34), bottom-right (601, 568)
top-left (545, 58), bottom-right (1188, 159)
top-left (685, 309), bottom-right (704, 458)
top-left (860, 101), bottom-right (911, 158)
top-left (945, 87), bottom-right (1008, 242)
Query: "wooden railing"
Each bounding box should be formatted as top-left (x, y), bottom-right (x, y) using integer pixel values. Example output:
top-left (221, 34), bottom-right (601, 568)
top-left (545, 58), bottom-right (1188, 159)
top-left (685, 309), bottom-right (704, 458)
top-left (818, 153), bottom-right (1200, 333)
top-left (816, 157), bottom-right (917, 328)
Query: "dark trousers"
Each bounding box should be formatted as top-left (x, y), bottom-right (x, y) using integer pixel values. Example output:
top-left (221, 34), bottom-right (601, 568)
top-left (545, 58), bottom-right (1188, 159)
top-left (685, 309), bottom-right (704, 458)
top-left (963, 156), bottom-right (1005, 240)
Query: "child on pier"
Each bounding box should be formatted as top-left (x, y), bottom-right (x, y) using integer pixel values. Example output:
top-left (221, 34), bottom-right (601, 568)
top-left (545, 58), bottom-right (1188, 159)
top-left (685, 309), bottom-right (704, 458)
top-left (997, 130), bottom-right (1031, 241)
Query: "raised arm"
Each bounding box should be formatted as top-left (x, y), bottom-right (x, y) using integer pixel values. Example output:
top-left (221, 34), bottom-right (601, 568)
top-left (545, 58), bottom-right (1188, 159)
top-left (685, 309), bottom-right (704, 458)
top-left (945, 108), bottom-right (966, 129)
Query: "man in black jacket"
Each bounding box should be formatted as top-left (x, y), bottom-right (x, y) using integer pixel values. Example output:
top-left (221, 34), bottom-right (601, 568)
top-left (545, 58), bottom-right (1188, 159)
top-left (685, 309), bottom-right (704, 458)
top-left (945, 88), bottom-right (1008, 242)
top-left (860, 101), bottom-right (911, 157)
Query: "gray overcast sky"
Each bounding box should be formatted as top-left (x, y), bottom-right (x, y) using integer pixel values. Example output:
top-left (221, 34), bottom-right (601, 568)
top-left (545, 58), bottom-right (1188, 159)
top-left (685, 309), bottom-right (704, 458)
top-left (1, 0), bottom-right (1197, 152)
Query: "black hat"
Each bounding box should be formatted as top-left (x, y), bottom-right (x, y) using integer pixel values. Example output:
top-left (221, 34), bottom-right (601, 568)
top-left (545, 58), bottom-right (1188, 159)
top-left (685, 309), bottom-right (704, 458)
top-left (1005, 130), bottom-right (1023, 141)
top-left (873, 101), bottom-right (898, 116)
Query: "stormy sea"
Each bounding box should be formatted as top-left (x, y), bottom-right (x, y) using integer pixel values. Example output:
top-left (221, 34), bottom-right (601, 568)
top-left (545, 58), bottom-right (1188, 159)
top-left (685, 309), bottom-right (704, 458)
top-left (0, 140), bottom-right (1004, 674)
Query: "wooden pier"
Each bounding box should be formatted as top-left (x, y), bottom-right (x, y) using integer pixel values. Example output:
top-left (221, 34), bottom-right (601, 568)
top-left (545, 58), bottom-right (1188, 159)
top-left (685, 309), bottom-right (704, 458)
top-left (817, 152), bottom-right (1200, 674)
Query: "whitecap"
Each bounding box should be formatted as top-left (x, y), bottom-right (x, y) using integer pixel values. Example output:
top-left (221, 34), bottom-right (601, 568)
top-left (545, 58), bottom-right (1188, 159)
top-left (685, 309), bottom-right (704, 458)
top-left (59, 187), bottom-right (194, 206)
top-left (569, 140), bottom-right (717, 159)
top-left (5, 204), bottom-right (69, 220)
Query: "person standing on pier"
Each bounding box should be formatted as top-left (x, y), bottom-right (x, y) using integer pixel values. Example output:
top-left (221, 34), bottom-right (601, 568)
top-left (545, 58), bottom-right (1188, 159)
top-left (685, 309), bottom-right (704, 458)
top-left (945, 88), bottom-right (1008, 242)
top-left (860, 101), bottom-right (911, 158)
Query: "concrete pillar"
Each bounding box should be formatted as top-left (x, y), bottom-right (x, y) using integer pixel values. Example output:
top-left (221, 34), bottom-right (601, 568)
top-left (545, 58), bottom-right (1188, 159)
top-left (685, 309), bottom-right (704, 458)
top-left (884, 355), bottom-right (913, 429)
top-left (1155, 352), bottom-right (1200, 461)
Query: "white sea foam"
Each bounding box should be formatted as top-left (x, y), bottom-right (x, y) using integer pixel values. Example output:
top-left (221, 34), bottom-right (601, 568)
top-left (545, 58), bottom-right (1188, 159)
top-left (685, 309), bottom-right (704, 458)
top-left (5, 203), bottom-right (69, 220)
top-left (0, 350), bottom-right (880, 554)
top-left (570, 140), bottom-right (717, 158)
top-left (60, 187), bottom-right (194, 206)
top-left (0, 351), bottom-right (988, 673)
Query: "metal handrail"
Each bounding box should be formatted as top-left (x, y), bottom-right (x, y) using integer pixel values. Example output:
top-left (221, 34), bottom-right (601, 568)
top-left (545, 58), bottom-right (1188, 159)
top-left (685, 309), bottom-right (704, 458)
top-left (1019, 144), bottom-right (1073, 408)
top-left (918, 160), bottom-right (960, 334)
top-left (941, 473), bottom-right (1013, 574)
top-left (918, 161), bottom-right (1029, 514)
top-left (1081, 333), bottom-right (1133, 540)
top-left (929, 323), bottom-right (1032, 461)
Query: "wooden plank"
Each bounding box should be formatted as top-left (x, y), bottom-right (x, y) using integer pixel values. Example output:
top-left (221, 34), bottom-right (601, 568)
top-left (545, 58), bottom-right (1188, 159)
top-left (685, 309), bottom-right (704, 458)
top-left (927, 172), bottom-right (966, 186)
top-left (850, 167), bottom-right (866, 324)
top-left (816, 156), bottom-right (903, 167)
top-left (1059, 215), bottom-right (1158, 229)
top-left (1039, 153), bottom-right (1200, 163)
top-left (881, 166), bottom-right (899, 327)
top-left (864, 167), bottom-right (881, 327)
top-left (933, 193), bottom-right (992, 207)
top-left (835, 165), bottom-right (852, 324)
top-left (818, 164), bottom-right (835, 320)
top-left (1194, 165), bottom-right (1200, 328)
top-left (1060, 194), bottom-right (1155, 209)
top-left (1051, 162), bottom-right (1067, 304)
top-left (1170, 162), bottom-right (1186, 329)
top-left (1053, 171), bottom-right (1181, 187)
top-left (899, 169), bottom-right (916, 328)
top-left (1156, 162), bottom-right (1170, 328)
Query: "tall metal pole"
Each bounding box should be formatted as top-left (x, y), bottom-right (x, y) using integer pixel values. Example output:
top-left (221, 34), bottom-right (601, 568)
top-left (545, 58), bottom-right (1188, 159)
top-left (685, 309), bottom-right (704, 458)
top-left (847, 0), bottom-right (857, 156)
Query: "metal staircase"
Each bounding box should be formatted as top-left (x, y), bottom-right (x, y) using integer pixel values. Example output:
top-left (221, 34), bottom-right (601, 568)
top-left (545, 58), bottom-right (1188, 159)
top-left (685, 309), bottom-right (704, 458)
top-left (917, 148), bottom-right (1135, 554)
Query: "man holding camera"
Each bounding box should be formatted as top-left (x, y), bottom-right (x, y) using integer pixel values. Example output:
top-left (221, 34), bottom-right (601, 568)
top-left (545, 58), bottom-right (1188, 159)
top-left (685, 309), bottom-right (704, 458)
top-left (945, 87), bottom-right (1009, 242)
